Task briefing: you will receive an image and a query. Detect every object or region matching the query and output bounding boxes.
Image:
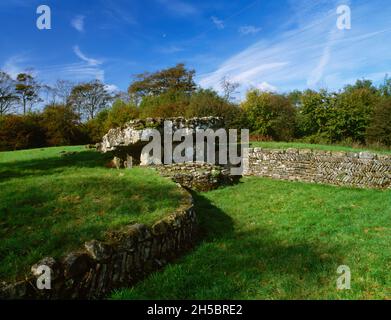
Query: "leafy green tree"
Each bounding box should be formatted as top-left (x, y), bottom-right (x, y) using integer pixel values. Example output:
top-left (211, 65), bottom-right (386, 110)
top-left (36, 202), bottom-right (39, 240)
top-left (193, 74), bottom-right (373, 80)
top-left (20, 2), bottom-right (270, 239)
top-left (297, 89), bottom-right (336, 139)
top-left (241, 90), bottom-right (296, 141)
top-left (128, 63), bottom-right (196, 103)
top-left (106, 99), bottom-right (139, 129)
top-left (0, 71), bottom-right (19, 115)
top-left (344, 79), bottom-right (378, 94)
top-left (185, 88), bottom-right (244, 128)
top-left (330, 86), bottom-right (379, 143)
top-left (366, 98), bottom-right (391, 146)
top-left (139, 90), bottom-right (189, 118)
top-left (15, 73), bottom-right (42, 114)
top-left (286, 90), bottom-right (303, 108)
top-left (85, 109), bottom-right (110, 143)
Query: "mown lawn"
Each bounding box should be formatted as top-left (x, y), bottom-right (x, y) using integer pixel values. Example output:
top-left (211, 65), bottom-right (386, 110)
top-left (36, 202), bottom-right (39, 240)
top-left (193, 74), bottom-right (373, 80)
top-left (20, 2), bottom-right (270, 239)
top-left (250, 141), bottom-right (391, 154)
top-left (0, 146), bottom-right (185, 282)
top-left (113, 177), bottom-right (391, 300)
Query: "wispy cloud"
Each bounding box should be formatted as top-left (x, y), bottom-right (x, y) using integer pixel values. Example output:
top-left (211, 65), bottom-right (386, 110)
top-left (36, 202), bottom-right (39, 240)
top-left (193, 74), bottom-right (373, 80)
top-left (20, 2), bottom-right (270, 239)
top-left (71, 15), bottom-right (85, 32)
top-left (157, 0), bottom-right (198, 16)
top-left (200, 0), bottom-right (391, 96)
top-left (73, 46), bottom-right (102, 66)
top-left (2, 54), bottom-right (29, 78)
top-left (239, 25), bottom-right (262, 35)
top-left (158, 45), bottom-right (184, 54)
top-left (211, 16), bottom-right (224, 30)
top-left (101, 0), bottom-right (137, 25)
top-left (256, 82), bottom-right (277, 92)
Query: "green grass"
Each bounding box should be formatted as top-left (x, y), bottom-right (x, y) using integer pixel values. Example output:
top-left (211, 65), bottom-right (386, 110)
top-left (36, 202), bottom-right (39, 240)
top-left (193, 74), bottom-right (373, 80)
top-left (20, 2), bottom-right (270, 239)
top-left (0, 146), bottom-right (185, 282)
top-left (113, 178), bottom-right (391, 300)
top-left (250, 141), bottom-right (391, 154)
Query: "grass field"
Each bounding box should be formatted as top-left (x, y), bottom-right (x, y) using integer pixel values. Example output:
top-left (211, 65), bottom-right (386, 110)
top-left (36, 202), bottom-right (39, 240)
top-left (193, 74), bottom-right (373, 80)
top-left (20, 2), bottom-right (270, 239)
top-left (0, 146), bottom-right (185, 282)
top-left (250, 141), bottom-right (391, 154)
top-left (1, 144), bottom-right (390, 299)
top-left (113, 178), bottom-right (391, 300)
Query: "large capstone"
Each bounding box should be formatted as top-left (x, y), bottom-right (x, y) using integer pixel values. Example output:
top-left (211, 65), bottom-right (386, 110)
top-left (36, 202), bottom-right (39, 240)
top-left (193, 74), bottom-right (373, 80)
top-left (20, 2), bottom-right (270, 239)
top-left (97, 117), bottom-right (226, 166)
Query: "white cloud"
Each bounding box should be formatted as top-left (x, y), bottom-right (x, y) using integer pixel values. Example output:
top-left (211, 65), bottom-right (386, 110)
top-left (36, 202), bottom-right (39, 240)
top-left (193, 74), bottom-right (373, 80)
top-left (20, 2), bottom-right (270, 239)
top-left (157, 0), bottom-right (198, 16)
top-left (200, 0), bottom-right (391, 96)
top-left (2, 55), bottom-right (29, 78)
top-left (71, 15), bottom-right (85, 32)
top-left (239, 25), bottom-right (262, 35)
top-left (38, 62), bottom-right (105, 82)
top-left (256, 82), bottom-right (277, 92)
top-left (73, 46), bottom-right (102, 66)
top-left (211, 16), bottom-right (224, 30)
top-left (158, 45), bottom-right (184, 54)
top-left (105, 84), bottom-right (119, 92)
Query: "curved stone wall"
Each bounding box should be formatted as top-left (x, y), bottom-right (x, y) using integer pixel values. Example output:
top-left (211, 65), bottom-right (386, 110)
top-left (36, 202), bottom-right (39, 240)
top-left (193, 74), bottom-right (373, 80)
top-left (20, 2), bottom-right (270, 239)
top-left (244, 148), bottom-right (391, 189)
top-left (155, 162), bottom-right (239, 192)
top-left (0, 189), bottom-right (197, 300)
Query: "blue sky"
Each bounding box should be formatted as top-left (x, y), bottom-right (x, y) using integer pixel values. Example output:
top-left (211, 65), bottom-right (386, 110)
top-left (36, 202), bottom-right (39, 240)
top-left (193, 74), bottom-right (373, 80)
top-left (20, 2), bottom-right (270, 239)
top-left (1, 0), bottom-right (391, 98)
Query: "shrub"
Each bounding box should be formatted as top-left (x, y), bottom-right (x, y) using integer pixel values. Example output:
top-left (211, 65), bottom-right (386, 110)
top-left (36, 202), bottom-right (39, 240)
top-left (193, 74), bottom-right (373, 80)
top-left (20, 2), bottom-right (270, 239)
top-left (139, 91), bottom-right (189, 118)
top-left (241, 90), bottom-right (296, 141)
top-left (41, 104), bottom-right (85, 146)
top-left (105, 99), bottom-right (139, 129)
top-left (329, 87), bottom-right (379, 143)
top-left (0, 114), bottom-right (46, 151)
top-left (185, 89), bottom-right (245, 129)
top-left (366, 98), bottom-right (391, 146)
top-left (84, 109), bottom-right (110, 143)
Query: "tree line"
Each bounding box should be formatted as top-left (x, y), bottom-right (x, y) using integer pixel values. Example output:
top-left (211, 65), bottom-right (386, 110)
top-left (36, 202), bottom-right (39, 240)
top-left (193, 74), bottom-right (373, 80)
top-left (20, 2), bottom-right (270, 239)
top-left (0, 64), bottom-right (390, 151)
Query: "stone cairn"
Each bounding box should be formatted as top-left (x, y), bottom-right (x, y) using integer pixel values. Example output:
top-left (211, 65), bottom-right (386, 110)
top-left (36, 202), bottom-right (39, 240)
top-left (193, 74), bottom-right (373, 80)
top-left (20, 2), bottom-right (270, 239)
top-left (97, 117), bottom-right (240, 191)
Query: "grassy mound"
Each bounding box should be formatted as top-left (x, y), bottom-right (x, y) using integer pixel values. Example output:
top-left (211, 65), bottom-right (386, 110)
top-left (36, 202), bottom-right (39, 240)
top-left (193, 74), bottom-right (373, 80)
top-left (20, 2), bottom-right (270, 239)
top-left (0, 146), bottom-right (185, 282)
top-left (113, 177), bottom-right (391, 300)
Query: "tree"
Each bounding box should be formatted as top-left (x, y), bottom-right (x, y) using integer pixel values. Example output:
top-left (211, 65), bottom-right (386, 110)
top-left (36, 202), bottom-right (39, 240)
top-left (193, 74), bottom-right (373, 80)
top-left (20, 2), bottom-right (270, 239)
top-left (106, 99), bottom-right (139, 129)
top-left (41, 104), bottom-right (83, 146)
top-left (49, 80), bottom-right (75, 104)
top-left (220, 76), bottom-right (239, 101)
top-left (379, 75), bottom-right (391, 97)
top-left (241, 90), bottom-right (296, 141)
top-left (0, 71), bottom-right (18, 116)
top-left (85, 109), bottom-right (110, 143)
top-left (344, 79), bottom-right (378, 95)
top-left (297, 89), bottom-right (335, 138)
top-left (139, 90), bottom-right (189, 118)
top-left (366, 98), bottom-right (391, 146)
top-left (330, 86), bottom-right (379, 143)
top-left (128, 63), bottom-right (196, 103)
top-left (287, 90), bottom-right (303, 108)
top-left (0, 114), bottom-right (45, 151)
top-left (185, 88), bottom-right (243, 128)
top-left (15, 73), bottom-right (42, 114)
top-left (69, 80), bottom-right (112, 120)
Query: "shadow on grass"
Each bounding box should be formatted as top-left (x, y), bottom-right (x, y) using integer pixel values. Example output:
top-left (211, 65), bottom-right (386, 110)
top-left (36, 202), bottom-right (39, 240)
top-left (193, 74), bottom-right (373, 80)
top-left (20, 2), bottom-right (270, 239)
top-left (114, 192), bottom-right (344, 299)
top-left (0, 174), bottom-right (185, 281)
top-left (0, 150), bottom-right (112, 181)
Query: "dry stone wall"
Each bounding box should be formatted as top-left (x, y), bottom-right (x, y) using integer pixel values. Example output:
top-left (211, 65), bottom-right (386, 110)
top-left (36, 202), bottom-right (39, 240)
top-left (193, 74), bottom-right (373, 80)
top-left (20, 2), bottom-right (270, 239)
top-left (0, 189), bottom-right (197, 300)
top-left (244, 148), bottom-right (391, 189)
top-left (155, 162), bottom-right (239, 192)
